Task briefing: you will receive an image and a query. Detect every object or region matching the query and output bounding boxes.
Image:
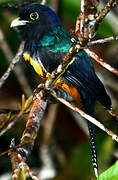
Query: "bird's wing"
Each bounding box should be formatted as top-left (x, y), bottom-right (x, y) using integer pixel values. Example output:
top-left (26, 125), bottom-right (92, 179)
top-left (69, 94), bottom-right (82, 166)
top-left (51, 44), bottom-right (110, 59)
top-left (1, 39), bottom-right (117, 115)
top-left (63, 50), bottom-right (111, 110)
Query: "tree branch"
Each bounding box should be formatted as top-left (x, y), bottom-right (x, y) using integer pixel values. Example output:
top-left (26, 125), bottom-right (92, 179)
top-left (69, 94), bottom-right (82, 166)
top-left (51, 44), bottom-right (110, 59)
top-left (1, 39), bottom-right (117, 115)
top-left (87, 35), bottom-right (118, 46)
top-left (10, 139), bottom-right (40, 180)
top-left (90, 0), bottom-right (118, 37)
top-left (0, 95), bottom-right (33, 136)
top-left (0, 42), bottom-right (24, 88)
top-left (51, 92), bottom-right (118, 142)
top-left (85, 48), bottom-right (118, 76)
top-left (18, 96), bottom-right (47, 160)
top-left (0, 29), bottom-right (32, 96)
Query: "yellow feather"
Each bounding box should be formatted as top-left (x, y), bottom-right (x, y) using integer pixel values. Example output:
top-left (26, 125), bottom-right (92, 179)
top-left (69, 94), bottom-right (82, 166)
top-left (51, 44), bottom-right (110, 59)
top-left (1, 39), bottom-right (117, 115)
top-left (23, 52), bottom-right (44, 76)
top-left (30, 58), bottom-right (44, 76)
top-left (23, 52), bottom-right (30, 61)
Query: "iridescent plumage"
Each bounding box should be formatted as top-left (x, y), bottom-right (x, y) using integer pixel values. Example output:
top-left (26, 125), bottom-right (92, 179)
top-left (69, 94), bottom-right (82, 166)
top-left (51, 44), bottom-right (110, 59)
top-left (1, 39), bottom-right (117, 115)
top-left (11, 4), bottom-right (112, 177)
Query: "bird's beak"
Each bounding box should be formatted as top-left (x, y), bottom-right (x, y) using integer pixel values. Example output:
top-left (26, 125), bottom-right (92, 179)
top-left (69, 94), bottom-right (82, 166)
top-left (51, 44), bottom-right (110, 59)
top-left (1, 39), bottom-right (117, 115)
top-left (10, 17), bottom-right (29, 28)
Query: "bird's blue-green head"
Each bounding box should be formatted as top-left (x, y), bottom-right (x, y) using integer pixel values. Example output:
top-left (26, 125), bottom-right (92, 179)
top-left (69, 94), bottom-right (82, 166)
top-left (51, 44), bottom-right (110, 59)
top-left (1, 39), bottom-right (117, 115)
top-left (11, 4), bottom-right (61, 40)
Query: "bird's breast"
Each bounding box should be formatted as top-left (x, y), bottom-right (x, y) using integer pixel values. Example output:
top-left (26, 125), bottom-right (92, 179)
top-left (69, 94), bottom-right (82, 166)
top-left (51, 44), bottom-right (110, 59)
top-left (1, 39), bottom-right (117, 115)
top-left (23, 51), bottom-right (46, 77)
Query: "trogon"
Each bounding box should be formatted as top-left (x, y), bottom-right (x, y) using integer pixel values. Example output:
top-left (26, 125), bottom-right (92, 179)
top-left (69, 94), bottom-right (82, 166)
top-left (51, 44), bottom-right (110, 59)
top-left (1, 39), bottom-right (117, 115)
top-left (11, 4), bottom-right (112, 177)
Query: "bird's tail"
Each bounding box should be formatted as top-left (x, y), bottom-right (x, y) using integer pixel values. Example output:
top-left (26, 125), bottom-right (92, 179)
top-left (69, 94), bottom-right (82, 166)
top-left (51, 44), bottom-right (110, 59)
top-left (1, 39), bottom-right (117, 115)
top-left (88, 122), bottom-right (99, 178)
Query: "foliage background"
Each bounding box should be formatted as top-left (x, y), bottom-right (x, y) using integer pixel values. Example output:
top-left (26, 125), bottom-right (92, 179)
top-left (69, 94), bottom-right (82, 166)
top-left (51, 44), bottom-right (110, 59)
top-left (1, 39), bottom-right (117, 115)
top-left (0, 0), bottom-right (118, 179)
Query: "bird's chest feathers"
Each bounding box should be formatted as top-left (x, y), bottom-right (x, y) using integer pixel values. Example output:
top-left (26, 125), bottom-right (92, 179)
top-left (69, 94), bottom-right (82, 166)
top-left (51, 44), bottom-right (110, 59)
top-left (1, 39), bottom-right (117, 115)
top-left (23, 27), bottom-right (71, 76)
top-left (23, 52), bottom-right (46, 77)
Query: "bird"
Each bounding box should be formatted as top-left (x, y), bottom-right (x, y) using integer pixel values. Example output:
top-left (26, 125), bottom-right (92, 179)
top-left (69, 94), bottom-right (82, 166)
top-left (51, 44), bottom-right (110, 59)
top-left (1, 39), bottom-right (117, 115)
top-left (11, 4), bottom-right (111, 178)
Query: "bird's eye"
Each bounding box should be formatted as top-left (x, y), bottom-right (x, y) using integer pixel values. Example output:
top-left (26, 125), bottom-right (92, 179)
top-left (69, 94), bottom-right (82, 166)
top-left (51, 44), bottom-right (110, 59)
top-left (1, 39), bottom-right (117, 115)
top-left (30, 12), bottom-right (39, 20)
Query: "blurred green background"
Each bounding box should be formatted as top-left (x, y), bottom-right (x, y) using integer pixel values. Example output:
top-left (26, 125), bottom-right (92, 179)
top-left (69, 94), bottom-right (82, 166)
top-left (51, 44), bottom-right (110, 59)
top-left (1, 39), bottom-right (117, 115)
top-left (0, 0), bottom-right (118, 180)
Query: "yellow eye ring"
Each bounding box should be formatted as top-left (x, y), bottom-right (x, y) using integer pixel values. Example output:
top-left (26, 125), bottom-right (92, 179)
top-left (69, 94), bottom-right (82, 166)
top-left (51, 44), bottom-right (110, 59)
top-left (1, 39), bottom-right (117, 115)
top-left (30, 12), bottom-right (39, 20)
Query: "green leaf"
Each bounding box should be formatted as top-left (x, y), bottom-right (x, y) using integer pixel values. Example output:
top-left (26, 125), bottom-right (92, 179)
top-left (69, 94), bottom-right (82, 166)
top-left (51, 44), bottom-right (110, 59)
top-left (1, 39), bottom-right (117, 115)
top-left (97, 161), bottom-right (118, 180)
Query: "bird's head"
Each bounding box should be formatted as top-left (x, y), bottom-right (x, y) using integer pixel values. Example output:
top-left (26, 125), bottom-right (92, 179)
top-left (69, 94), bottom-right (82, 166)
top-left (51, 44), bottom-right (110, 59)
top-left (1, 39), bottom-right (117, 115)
top-left (11, 4), bottom-right (61, 40)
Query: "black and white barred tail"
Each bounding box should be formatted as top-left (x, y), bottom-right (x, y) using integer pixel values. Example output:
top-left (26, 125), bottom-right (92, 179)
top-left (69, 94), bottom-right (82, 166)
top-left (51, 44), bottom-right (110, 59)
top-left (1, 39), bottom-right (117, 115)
top-left (88, 122), bottom-right (99, 178)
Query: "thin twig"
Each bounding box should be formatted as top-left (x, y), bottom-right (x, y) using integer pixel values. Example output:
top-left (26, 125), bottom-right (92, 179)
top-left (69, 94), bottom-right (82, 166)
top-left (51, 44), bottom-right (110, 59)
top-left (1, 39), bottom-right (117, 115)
top-left (17, 153), bottom-right (40, 180)
top-left (87, 35), bottom-right (118, 46)
top-left (0, 112), bottom-right (25, 137)
top-left (75, 0), bottom-right (99, 42)
top-left (99, 2), bottom-right (118, 34)
top-left (90, 0), bottom-right (118, 37)
top-left (0, 95), bottom-right (33, 136)
top-left (9, 139), bottom-right (26, 180)
top-left (0, 42), bottom-right (24, 88)
top-left (0, 144), bottom-right (20, 157)
top-left (51, 92), bottom-right (118, 142)
top-left (80, 0), bottom-right (85, 37)
top-left (10, 139), bottom-right (40, 180)
top-left (85, 48), bottom-right (118, 76)
top-left (10, 151), bottom-right (23, 180)
top-left (0, 29), bottom-right (32, 96)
